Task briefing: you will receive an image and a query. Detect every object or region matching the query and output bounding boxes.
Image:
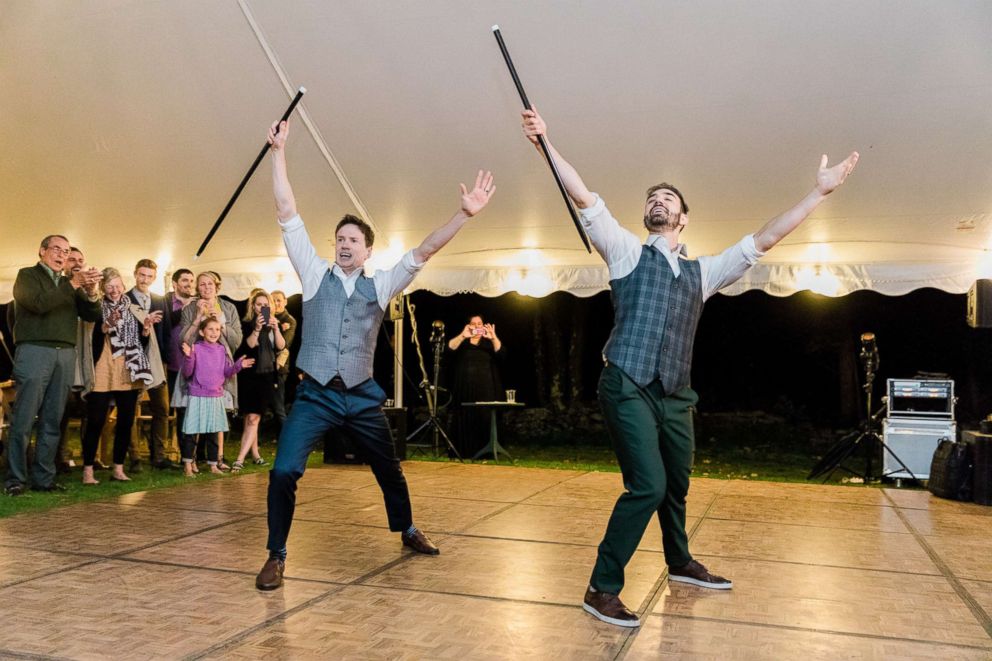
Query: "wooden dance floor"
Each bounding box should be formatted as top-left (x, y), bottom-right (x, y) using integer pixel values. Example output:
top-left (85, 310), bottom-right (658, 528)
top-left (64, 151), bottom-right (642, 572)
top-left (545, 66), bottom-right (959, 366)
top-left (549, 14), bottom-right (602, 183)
top-left (0, 462), bottom-right (990, 659)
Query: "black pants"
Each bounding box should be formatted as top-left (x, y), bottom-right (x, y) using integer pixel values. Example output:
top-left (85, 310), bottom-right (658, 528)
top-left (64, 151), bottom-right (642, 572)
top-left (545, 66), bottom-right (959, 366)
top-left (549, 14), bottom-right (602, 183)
top-left (82, 390), bottom-right (139, 466)
top-left (180, 432), bottom-right (219, 464)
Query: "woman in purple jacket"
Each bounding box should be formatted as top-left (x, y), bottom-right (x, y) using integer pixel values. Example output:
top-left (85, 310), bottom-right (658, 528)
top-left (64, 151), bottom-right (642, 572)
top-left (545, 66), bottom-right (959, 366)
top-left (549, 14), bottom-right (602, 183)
top-left (180, 318), bottom-right (253, 476)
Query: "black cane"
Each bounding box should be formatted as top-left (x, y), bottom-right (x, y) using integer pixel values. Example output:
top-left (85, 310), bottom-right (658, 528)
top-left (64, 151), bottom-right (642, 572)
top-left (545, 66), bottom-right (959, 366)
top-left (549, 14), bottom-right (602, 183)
top-left (194, 86), bottom-right (307, 259)
top-left (492, 26), bottom-right (591, 253)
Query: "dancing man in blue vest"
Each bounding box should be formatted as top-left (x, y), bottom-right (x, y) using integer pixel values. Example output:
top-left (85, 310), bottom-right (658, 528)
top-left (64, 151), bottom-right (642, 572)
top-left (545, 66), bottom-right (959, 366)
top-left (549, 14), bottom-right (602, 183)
top-left (255, 119), bottom-right (496, 590)
top-left (521, 108), bottom-right (858, 627)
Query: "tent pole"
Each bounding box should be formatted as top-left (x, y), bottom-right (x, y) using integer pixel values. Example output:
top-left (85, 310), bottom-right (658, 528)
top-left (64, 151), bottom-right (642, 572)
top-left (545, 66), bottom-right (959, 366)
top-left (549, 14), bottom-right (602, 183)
top-left (394, 316), bottom-right (404, 408)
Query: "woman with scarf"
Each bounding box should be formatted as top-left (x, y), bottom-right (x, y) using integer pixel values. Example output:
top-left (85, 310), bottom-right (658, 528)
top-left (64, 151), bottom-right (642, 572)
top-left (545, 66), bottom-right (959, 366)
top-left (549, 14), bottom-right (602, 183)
top-left (232, 289), bottom-right (285, 470)
top-left (80, 267), bottom-right (164, 484)
top-left (175, 271), bottom-right (242, 470)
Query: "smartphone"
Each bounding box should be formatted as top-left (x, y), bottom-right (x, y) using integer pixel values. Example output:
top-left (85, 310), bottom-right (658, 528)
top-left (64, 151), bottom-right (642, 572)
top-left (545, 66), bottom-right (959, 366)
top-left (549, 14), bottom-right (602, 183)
top-left (261, 305), bottom-right (271, 325)
top-left (472, 327), bottom-right (485, 336)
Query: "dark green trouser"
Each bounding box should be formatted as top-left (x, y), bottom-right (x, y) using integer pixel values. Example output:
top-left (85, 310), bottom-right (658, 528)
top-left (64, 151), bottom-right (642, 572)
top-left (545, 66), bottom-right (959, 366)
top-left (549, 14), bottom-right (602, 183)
top-left (590, 363), bottom-right (697, 594)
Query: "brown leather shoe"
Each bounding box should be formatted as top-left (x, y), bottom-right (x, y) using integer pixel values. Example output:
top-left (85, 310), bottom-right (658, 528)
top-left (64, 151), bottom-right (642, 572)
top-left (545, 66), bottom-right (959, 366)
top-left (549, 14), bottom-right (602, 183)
top-left (668, 559), bottom-right (732, 590)
top-left (255, 557), bottom-right (285, 591)
top-left (582, 587), bottom-right (640, 627)
top-left (401, 528), bottom-right (440, 555)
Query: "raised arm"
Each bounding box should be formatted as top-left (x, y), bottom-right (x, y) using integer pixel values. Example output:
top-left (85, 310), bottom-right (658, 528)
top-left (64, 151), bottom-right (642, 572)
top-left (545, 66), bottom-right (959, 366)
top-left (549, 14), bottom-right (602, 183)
top-left (268, 120), bottom-right (297, 222)
top-left (411, 170), bottom-right (496, 264)
top-left (521, 108), bottom-right (596, 209)
top-left (753, 152), bottom-right (860, 252)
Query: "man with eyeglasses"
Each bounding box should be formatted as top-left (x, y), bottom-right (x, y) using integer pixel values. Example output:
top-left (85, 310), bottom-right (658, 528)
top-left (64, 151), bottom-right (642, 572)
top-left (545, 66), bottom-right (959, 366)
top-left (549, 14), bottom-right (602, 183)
top-left (4, 235), bottom-right (102, 495)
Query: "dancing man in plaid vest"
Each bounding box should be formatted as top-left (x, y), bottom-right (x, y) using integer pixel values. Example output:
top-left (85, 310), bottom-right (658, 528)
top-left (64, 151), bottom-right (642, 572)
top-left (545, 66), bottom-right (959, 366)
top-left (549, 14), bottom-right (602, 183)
top-left (521, 108), bottom-right (858, 627)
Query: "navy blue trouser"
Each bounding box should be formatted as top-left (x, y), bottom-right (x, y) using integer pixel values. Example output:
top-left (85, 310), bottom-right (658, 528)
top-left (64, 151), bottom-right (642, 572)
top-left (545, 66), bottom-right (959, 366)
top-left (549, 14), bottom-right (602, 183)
top-left (266, 376), bottom-right (412, 554)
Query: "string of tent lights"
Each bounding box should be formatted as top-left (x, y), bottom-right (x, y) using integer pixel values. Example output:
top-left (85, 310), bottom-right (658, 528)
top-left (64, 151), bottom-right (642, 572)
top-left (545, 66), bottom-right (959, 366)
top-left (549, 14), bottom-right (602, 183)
top-left (146, 242), bottom-right (992, 301)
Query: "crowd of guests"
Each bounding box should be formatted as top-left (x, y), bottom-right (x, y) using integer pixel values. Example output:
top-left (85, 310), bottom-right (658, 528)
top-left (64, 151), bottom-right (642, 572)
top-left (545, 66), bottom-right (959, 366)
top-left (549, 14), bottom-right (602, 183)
top-left (2, 235), bottom-right (297, 494)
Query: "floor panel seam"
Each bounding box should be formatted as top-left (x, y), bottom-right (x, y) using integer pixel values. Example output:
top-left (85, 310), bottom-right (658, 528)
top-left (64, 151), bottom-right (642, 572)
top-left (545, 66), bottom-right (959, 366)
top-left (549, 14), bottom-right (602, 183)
top-left (647, 612), bottom-right (992, 651)
top-left (184, 584), bottom-right (347, 661)
top-left (886, 494), bottom-right (992, 639)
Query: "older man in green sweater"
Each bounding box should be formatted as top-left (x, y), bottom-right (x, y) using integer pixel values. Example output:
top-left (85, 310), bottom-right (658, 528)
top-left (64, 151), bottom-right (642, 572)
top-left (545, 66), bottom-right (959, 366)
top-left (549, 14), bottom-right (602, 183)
top-left (4, 235), bottom-right (101, 495)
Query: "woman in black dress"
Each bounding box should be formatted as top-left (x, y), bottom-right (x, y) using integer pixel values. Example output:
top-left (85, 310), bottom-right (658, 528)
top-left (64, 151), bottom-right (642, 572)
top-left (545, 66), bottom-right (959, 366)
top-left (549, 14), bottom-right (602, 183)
top-left (233, 289), bottom-right (285, 470)
top-left (447, 315), bottom-right (503, 457)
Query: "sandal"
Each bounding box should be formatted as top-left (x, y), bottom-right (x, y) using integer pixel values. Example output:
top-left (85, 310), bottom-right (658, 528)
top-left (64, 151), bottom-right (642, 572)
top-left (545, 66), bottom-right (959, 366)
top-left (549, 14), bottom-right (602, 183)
top-left (231, 461), bottom-right (244, 472)
top-left (252, 457), bottom-right (268, 466)
top-left (216, 462), bottom-right (231, 473)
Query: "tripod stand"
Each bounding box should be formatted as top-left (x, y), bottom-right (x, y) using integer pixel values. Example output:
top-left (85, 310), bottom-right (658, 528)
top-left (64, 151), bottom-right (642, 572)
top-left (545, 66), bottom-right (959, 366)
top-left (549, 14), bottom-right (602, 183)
top-left (406, 322), bottom-right (462, 461)
top-left (808, 333), bottom-right (919, 484)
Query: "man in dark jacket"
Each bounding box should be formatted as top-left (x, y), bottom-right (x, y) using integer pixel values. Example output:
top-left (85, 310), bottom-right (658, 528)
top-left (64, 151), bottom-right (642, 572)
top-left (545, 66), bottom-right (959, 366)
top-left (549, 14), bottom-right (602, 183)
top-left (4, 235), bottom-right (101, 495)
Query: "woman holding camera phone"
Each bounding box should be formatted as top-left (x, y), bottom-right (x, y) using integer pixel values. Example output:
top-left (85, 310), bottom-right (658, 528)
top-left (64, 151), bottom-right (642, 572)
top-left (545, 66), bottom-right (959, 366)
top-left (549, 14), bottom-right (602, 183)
top-left (233, 289), bottom-right (285, 470)
top-left (447, 315), bottom-right (504, 457)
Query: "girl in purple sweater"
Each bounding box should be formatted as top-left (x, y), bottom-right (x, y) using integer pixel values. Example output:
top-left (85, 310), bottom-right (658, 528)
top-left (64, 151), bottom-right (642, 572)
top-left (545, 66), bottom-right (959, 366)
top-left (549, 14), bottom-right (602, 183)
top-left (180, 318), bottom-right (254, 476)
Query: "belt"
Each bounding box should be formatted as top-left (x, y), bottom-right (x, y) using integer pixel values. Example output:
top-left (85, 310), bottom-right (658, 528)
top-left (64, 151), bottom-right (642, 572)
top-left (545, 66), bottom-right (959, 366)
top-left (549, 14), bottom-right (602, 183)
top-left (327, 375), bottom-right (347, 391)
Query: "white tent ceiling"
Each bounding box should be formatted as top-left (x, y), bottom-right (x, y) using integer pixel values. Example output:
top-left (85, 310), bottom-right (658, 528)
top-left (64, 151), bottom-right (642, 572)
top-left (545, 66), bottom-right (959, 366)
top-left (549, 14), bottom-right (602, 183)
top-left (2, 0), bottom-right (991, 301)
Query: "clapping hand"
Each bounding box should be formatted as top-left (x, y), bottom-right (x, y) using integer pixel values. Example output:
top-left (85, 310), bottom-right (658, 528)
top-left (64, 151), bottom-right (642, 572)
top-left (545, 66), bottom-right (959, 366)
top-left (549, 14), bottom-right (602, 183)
top-left (147, 310), bottom-right (163, 325)
top-left (181, 342), bottom-right (192, 357)
top-left (242, 357), bottom-right (256, 368)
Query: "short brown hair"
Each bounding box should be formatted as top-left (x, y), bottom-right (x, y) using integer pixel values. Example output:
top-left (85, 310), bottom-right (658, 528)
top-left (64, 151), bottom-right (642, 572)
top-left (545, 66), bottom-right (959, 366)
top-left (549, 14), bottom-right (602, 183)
top-left (336, 214), bottom-right (375, 248)
top-left (135, 259), bottom-right (158, 272)
top-left (645, 183), bottom-right (689, 215)
top-left (198, 316), bottom-right (221, 333)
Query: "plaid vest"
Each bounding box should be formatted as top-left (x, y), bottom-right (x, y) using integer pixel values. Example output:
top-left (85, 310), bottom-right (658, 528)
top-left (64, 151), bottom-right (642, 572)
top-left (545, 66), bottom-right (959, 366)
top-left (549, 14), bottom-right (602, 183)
top-left (296, 271), bottom-right (384, 388)
top-left (603, 246), bottom-right (703, 390)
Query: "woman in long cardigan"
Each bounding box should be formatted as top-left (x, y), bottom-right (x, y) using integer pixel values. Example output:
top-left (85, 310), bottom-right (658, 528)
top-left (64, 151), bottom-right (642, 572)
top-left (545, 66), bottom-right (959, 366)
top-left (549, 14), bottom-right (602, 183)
top-left (80, 268), bottom-right (165, 484)
top-left (173, 272), bottom-right (242, 469)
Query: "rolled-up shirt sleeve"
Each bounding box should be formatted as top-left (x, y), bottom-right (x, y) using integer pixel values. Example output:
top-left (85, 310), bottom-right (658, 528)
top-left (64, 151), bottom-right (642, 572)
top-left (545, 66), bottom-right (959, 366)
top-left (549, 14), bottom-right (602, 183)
top-left (579, 194), bottom-right (643, 280)
top-left (698, 233), bottom-right (765, 301)
top-left (374, 250), bottom-right (424, 310)
top-left (280, 214), bottom-right (330, 301)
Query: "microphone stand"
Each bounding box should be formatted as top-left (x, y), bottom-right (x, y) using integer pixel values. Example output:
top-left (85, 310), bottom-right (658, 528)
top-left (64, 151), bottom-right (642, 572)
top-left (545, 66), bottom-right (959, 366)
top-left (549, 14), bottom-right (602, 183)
top-left (405, 325), bottom-right (462, 461)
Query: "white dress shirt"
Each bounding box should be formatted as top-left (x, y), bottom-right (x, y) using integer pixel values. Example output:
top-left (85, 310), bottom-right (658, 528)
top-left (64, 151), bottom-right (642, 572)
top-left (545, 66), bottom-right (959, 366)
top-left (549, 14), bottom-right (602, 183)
top-left (279, 214), bottom-right (423, 309)
top-left (579, 194), bottom-right (765, 301)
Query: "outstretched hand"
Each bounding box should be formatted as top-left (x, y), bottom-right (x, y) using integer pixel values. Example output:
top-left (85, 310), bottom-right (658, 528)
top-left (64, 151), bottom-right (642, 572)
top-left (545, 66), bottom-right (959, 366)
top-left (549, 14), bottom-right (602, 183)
top-left (816, 152), bottom-right (859, 195)
top-left (268, 120), bottom-right (289, 152)
top-left (460, 170), bottom-right (496, 217)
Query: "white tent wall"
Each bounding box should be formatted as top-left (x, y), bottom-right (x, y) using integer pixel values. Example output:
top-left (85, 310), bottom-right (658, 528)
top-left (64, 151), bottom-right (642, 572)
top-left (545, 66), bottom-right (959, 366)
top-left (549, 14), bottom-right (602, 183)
top-left (2, 0), bottom-right (991, 303)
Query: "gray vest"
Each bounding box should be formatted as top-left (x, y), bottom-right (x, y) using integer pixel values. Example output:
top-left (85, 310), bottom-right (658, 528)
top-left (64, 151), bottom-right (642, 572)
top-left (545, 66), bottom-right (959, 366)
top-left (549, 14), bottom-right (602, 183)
top-left (296, 270), bottom-right (384, 388)
top-left (603, 246), bottom-right (704, 391)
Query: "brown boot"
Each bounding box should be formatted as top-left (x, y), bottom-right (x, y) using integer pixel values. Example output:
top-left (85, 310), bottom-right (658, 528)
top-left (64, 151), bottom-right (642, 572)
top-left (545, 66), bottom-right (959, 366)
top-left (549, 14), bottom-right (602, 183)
top-left (255, 557), bottom-right (285, 591)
